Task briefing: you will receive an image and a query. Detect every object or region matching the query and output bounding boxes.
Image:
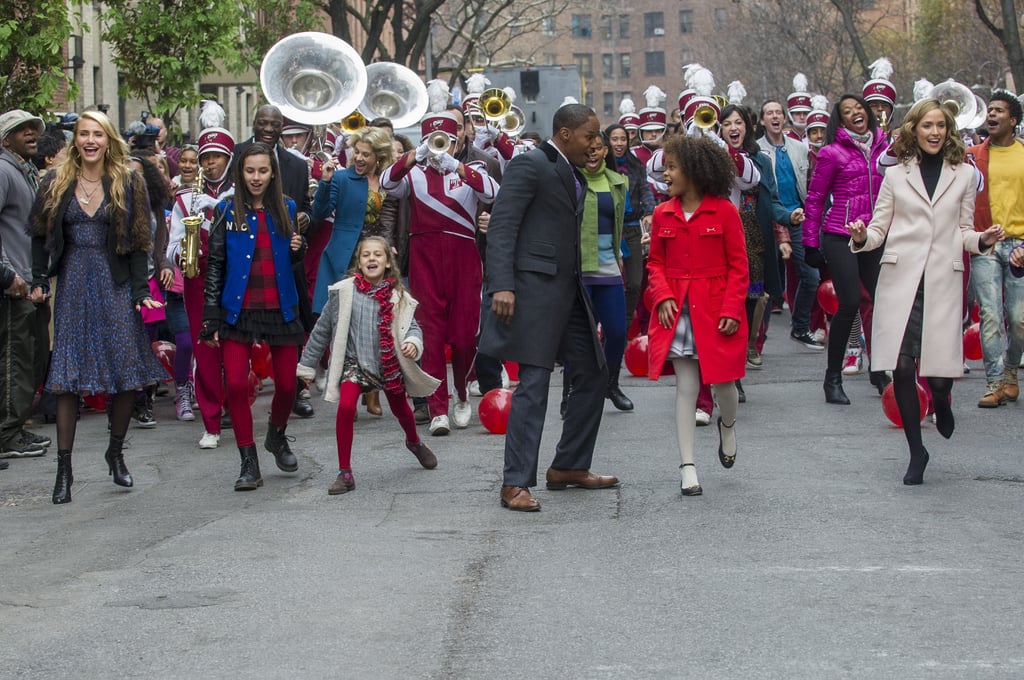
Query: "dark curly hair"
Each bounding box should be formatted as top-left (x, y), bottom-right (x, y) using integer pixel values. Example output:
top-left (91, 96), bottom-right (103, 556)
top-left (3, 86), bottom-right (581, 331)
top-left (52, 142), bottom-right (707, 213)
top-left (719, 104), bottom-right (760, 156)
top-left (662, 135), bottom-right (735, 198)
top-left (825, 94), bottom-right (879, 145)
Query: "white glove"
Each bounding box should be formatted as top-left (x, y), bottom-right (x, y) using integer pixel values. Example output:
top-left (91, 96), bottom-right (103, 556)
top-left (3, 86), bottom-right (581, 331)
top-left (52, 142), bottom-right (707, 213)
top-left (192, 192), bottom-right (219, 213)
top-left (415, 140), bottom-right (431, 163)
top-left (438, 153), bottom-right (461, 174)
top-left (474, 124), bottom-right (499, 147)
top-left (686, 121), bottom-right (725, 148)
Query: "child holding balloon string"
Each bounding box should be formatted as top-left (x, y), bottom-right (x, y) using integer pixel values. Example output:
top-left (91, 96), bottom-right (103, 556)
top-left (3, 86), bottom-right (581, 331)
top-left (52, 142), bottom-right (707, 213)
top-left (296, 235), bottom-right (442, 495)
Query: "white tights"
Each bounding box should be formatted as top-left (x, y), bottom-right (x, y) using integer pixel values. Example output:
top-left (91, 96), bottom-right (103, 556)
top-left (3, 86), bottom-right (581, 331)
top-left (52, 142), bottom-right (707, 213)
top-left (672, 358), bottom-right (739, 473)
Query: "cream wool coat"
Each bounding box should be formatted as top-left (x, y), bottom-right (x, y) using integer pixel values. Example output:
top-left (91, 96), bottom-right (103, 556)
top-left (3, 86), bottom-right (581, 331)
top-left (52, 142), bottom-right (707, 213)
top-left (296, 278), bottom-right (441, 402)
top-left (852, 158), bottom-right (984, 377)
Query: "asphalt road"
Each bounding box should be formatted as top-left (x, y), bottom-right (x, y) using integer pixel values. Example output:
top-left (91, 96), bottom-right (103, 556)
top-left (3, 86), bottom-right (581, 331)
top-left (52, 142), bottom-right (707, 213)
top-left (2, 314), bottom-right (1022, 679)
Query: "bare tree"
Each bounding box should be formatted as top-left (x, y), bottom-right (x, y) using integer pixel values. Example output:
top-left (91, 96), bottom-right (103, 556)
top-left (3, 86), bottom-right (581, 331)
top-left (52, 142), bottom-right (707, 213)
top-left (975, 0), bottom-right (1024, 91)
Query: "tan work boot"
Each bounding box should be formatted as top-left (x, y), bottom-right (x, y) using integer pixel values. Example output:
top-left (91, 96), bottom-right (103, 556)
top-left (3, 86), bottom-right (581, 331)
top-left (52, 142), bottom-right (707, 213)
top-left (1001, 367), bottom-right (1019, 402)
top-left (978, 384), bottom-right (1007, 408)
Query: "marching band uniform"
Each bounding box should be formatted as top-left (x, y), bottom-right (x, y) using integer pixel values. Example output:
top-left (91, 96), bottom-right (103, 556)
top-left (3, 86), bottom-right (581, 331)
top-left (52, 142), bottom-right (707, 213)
top-left (380, 113), bottom-right (499, 434)
top-left (786, 75), bottom-right (813, 143)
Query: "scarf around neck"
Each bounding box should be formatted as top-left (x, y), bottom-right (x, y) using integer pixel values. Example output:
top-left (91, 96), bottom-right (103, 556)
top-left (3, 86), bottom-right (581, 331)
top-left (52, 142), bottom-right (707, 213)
top-left (353, 272), bottom-right (403, 394)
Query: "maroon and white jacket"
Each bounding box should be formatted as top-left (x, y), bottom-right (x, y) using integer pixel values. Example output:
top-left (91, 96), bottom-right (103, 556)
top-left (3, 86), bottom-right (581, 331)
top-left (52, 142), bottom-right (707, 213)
top-left (380, 159), bottom-right (499, 240)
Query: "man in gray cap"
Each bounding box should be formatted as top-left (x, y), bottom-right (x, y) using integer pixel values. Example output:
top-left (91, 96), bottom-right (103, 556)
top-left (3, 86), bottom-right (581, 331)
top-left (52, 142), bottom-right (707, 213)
top-left (0, 109), bottom-right (51, 459)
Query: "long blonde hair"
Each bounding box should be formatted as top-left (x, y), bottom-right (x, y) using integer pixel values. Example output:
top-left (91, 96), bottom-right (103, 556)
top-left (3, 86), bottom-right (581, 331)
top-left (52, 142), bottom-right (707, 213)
top-left (41, 110), bottom-right (132, 217)
top-left (347, 127), bottom-right (396, 174)
top-left (890, 99), bottom-right (965, 165)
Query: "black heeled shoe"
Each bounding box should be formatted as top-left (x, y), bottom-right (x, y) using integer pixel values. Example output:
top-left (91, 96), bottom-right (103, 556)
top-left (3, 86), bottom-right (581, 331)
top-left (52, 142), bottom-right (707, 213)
top-left (717, 417), bottom-right (736, 469)
top-left (903, 449), bottom-right (930, 485)
top-left (933, 394), bottom-right (955, 439)
top-left (736, 379), bottom-right (746, 404)
top-left (824, 370), bottom-right (851, 405)
top-left (52, 449), bottom-right (73, 504)
top-left (869, 370), bottom-right (891, 395)
top-left (679, 463), bottom-right (702, 496)
top-left (104, 434), bottom-right (133, 488)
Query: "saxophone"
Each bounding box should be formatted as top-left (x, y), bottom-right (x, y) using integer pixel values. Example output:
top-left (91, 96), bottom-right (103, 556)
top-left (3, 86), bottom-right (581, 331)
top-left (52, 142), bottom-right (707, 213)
top-left (179, 168), bottom-right (204, 279)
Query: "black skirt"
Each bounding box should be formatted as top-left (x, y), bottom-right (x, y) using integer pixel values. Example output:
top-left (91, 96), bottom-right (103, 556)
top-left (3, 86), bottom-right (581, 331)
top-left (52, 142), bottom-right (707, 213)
top-left (218, 308), bottom-right (306, 346)
top-left (898, 280), bottom-right (924, 358)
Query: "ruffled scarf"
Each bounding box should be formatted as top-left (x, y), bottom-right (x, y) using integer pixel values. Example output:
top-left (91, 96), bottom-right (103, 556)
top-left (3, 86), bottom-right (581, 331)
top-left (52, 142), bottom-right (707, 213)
top-left (353, 272), bottom-right (403, 394)
top-left (846, 129), bottom-right (874, 159)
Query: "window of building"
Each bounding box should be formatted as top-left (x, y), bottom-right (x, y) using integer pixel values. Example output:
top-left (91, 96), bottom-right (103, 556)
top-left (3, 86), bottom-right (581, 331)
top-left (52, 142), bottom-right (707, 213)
top-left (680, 48), bottom-right (694, 65)
top-left (603, 92), bottom-right (615, 116)
top-left (571, 14), bottom-right (592, 38)
top-left (620, 54), bottom-right (631, 78)
top-left (600, 14), bottom-right (613, 40)
top-left (574, 53), bottom-right (593, 77)
top-left (619, 14), bottom-right (630, 39)
top-left (645, 51), bottom-right (665, 76)
top-left (679, 9), bottom-right (693, 33)
top-left (644, 12), bottom-right (665, 37)
top-left (714, 8), bottom-right (728, 30)
top-left (602, 54), bottom-right (614, 78)
top-left (585, 91), bottom-right (594, 109)
top-left (543, 52), bottom-right (558, 66)
top-left (542, 17), bottom-right (556, 36)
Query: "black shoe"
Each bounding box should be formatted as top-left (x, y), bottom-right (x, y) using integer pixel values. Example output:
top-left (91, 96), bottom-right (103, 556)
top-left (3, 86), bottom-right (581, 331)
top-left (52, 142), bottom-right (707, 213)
top-left (20, 429), bottom-right (52, 447)
top-left (717, 417), bottom-right (736, 468)
top-left (235, 445), bottom-right (263, 491)
top-left (903, 449), bottom-right (930, 485)
top-left (264, 422), bottom-right (298, 472)
top-left (221, 409), bottom-right (233, 429)
top-left (791, 330), bottom-right (825, 350)
top-left (934, 394), bottom-right (955, 439)
top-left (824, 371), bottom-right (850, 405)
top-left (52, 449), bottom-right (73, 504)
top-left (413, 404), bottom-right (430, 424)
top-left (736, 379), bottom-right (746, 404)
top-left (869, 370), bottom-right (891, 395)
top-left (104, 434), bottom-right (133, 487)
top-left (292, 382), bottom-right (314, 418)
top-left (132, 394), bottom-right (157, 428)
top-left (605, 364), bottom-right (634, 411)
top-left (680, 463), bottom-right (702, 496)
top-left (0, 433), bottom-right (47, 457)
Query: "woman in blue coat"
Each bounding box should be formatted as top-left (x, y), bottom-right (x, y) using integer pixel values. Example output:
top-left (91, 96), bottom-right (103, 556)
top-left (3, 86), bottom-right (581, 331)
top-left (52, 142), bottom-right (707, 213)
top-left (311, 127), bottom-right (396, 315)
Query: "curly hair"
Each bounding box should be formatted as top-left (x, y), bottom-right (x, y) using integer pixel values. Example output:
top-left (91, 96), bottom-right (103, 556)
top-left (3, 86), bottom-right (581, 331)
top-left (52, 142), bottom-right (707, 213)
top-left (662, 135), bottom-right (735, 198)
top-left (352, 235), bottom-right (405, 297)
top-left (825, 94), bottom-right (879, 145)
top-left (889, 98), bottom-right (965, 166)
top-left (347, 127), bottom-right (395, 174)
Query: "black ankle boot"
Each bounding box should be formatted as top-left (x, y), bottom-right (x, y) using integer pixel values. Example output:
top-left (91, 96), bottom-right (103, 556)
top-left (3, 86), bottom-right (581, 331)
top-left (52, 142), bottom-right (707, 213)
top-left (52, 449), bottom-right (73, 504)
top-left (824, 370), bottom-right (851, 405)
top-left (235, 445), bottom-right (263, 491)
top-left (903, 448), bottom-right (930, 485)
top-left (264, 422), bottom-right (298, 472)
top-left (605, 364), bottom-right (634, 411)
top-left (869, 370), bottom-right (891, 395)
top-left (736, 379), bottom-right (746, 404)
top-left (104, 434), bottom-right (133, 487)
top-left (292, 379), bottom-right (314, 418)
top-left (933, 393), bottom-right (955, 439)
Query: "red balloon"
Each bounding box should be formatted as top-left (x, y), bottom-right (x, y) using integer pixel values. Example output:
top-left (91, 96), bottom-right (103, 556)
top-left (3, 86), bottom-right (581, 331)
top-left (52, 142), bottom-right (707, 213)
top-left (151, 340), bottom-right (175, 380)
top-left (970, 303), bottom-right (980, 324)
top-left (479, 388), bottom-right (513, 434)
top-left (624, 335), bottom-right (649, 377)
top-left (251, 342), bottom-right (273, 380)
top-left (963, 323), bottom-right (982, 361)
top-left (816, 280), bottom-right (839, 316)
top-left (881, 382), bottom-right (928, 428)
top-left (248, 370), bottom-right (261, 406)
top-left (503, 361), bottom-right (520, 383)
top-left (83, 393), bottom-right (107, 411)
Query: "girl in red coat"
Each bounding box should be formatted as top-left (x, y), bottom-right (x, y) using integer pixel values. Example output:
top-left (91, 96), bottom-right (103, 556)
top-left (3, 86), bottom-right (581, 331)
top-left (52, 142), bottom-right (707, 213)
top-left (646, 136), bottom-right (749, 495)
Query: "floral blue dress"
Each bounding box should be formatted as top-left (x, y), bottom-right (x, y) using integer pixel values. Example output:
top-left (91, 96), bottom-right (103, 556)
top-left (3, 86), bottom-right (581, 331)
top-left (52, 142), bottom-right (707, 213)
top-left (45, 197), bottom-right (166, 395)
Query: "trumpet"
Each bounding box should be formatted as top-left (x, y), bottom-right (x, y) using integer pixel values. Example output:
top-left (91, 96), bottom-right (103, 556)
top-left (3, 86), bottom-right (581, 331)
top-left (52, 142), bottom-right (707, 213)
top-left (693, 103), bottom-right (718, 129)
top-left (341, 110), bottom-right (366, 133)
top-left (426, 130), bottom-right (452, 156)
top-left (180, 168), bottom-right (205, 279)
top-left (479, 88), bottom-right (511, 121)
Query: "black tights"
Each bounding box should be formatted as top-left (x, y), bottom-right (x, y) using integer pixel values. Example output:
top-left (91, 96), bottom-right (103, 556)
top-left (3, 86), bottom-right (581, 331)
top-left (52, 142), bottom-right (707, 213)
top-left (821, 234), bottom-right (881, 373)
top-left (56, 391), bottom-right (134, 452)
top-left (893, 354), bottom-right (953, 457)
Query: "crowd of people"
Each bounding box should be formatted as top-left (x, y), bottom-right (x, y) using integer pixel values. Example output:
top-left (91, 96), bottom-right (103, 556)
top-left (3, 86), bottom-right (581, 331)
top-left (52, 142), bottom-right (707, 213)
top-left (2, 60), bottom-right (1022, 507)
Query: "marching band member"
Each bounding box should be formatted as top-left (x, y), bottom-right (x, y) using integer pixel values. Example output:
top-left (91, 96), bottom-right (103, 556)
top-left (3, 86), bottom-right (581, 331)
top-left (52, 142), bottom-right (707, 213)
top-left (786, 74), bottom-right (813, 142)
top-left (618, 96), bottom-right (641, 147)
top-left (806, 95), bottom-right (831, 171)
top-left (167, 102), bottom-right (234, 450)
top-left (863, 58), bottom-right (897, 139)
top-left (633, 85), bottom-right (668, 166)
top-left (380, 98), bottom-right (499, 437)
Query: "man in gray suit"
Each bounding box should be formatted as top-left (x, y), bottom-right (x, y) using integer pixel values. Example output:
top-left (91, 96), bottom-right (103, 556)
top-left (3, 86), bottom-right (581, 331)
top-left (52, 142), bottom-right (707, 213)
top-left (479, 104), bottom-right (619, 512)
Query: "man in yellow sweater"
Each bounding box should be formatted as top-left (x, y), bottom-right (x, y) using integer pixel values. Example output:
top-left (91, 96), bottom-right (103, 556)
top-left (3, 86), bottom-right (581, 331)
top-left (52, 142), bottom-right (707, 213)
top-left (967, 91), bottom-right (1024, 407)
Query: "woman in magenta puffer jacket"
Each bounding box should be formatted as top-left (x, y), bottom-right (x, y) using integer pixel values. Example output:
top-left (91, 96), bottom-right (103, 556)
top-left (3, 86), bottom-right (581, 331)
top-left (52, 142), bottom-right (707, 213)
top-left (803, 94), bottom-right (888, 405)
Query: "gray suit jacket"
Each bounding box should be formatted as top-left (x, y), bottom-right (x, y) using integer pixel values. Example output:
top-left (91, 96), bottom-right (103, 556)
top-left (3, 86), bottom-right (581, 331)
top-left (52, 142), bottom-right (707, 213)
top-left (478, 142), bottom-right (603, 369)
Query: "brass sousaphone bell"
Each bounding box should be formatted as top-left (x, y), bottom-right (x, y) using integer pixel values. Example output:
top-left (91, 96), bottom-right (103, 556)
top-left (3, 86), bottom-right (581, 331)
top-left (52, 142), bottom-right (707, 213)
top-left (479, 88), bottom-right (512, 121)
top-left (926, 80), bottom-right (979, 132)
top-left (359, 62), bottom-right (429, 130)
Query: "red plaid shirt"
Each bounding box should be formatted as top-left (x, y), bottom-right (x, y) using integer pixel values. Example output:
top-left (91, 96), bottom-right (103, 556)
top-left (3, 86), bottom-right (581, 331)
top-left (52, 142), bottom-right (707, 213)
top-left (242, 209), bottom-right (281, 310)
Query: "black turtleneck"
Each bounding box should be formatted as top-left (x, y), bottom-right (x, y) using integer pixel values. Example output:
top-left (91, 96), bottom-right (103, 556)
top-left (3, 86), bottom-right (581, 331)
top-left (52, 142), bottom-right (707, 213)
top-left (920, 150), bottom-right (943, 199)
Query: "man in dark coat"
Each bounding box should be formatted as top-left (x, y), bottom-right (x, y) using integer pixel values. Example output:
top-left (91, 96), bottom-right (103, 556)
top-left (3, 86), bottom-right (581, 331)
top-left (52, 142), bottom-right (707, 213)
top-left (234, 104), bottom-right (316, 418)
top-left (478, 104), bottom-right (619, 512)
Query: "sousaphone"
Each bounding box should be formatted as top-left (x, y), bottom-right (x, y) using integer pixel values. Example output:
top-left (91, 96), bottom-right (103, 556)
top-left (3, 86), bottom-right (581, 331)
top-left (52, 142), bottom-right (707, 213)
top-left (359, 62), bottom-right (429, 130)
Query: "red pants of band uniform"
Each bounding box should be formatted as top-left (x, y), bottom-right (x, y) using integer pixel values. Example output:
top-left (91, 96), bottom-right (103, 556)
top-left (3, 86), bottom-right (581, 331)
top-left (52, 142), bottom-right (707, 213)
top-left (183, 271), bottom-right (224, 434)
top-left (334, 381), bottom-right (419, 469)
top-left (408, 232), bottom-right (482, 418)
top-left (221, 339), bottom-right (298, 447)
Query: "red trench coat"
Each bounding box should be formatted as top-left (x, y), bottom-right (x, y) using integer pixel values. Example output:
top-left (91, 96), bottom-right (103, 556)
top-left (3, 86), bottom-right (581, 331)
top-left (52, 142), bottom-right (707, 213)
top-left (646, 194), bottom-right (749, 383)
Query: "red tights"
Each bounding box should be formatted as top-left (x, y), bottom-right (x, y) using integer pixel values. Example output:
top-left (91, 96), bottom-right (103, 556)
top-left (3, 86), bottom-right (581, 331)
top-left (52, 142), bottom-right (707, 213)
top-left (335, 381), bottom-right (419, 470)
top-left (221, 339), bottom-right (298, 447)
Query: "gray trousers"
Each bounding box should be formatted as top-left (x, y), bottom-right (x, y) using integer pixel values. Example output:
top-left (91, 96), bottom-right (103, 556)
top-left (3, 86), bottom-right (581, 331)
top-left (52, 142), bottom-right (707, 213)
top-left (0, 296), bottom-right (46, 445)
top-left (503, 298), bottom-right (607, 487)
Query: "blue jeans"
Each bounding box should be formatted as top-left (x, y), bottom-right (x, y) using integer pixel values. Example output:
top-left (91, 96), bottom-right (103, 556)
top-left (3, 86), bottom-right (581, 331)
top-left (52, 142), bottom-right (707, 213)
top-left (584, 283), bottom-right (627, 368)
top-left (970, 239), bottom-right (1024, 385)
top-left (788, 225), bottom-right (820, 334)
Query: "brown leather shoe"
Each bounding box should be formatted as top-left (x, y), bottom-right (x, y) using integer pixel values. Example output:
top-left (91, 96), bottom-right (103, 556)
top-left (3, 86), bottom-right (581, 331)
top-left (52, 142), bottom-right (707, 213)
top-left (406, 440), bottom-right (437, 469)
top-left (328, 469), bottom-right (355, 495)
top-left (545, 468), bottom-right (620, 490)
top-left (500, 485), bottom-right (540, 511)
top-left (978, 386), bottom-right (1007, 408)
top-left (1000, 381), bottom-right (1019, 402)
top-left (363, 391), bottom-right (383, 416)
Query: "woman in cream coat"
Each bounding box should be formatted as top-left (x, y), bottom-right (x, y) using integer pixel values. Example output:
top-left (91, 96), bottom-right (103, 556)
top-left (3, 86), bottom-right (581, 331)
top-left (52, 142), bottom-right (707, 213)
top-left (849, 99), bottom-right (1004, 485)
